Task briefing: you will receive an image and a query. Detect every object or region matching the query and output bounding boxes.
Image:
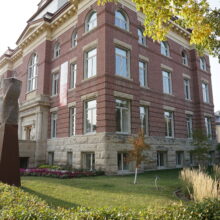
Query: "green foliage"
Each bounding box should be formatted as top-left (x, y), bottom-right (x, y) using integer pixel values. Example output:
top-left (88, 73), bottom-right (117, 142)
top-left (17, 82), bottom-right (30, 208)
top-left (37, 164), bottom-right (62, 170)
top-left (0, 182), bottom-right (220, 220)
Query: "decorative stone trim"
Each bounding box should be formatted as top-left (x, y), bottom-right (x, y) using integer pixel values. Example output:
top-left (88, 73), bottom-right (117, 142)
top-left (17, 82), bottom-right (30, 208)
top-left (185, 110), bottom-right (194, 115)
top-left (69, 57), bottom-right (77, 64)
top-left (163, 105), bottom-right (176, 111)
top-left (204, 113), bottom-right (212, 117)
top-left (68, 102), bottom-right (76, 108)
top-left (201, 78), bottom-right (209, 83)
top-left (140, 100), bottom-right (151, 106)
top-left (183, 73), bottom-right (191, 79)
top-left (113, 91), bottom-right (133, 100)
top-left (113, 39), bottom-right (132, 50)
top-left (139, 54), bottom-right (149, 62)
top-left (50, 107), bottom-right (59, 112)
top-left (161, 64), bottom-right (173, 72)
top-left (51, 66), bottom-right (60, 73)
top-left (82, 40), bottom-right (98, 51)
top-left (81, 92), bottom-right (98, 101)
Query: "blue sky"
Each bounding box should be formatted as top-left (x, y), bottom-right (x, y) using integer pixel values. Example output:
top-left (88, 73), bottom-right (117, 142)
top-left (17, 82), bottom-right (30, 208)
top-left (0, 0), bottom-right (219, 111)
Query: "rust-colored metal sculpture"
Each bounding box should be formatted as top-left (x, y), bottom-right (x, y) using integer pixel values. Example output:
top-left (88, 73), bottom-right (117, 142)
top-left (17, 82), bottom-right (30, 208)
top-left (0, 78), bottom-right (22, 187)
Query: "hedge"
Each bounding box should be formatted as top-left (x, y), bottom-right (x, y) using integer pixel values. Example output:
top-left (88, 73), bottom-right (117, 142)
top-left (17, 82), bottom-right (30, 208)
top-left (0, 183), bottom-right (220, 220)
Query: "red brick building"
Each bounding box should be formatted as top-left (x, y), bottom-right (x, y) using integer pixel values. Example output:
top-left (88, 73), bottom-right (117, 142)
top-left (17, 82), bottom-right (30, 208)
top-left (0, 0), bottom-right (217, 173)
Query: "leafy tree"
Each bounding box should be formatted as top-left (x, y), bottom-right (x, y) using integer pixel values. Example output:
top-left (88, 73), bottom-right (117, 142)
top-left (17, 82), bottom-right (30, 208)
top-left (97, 0), bottom-right (220, 59)
top-left (191, 129), bottom-right (211, 168)
top-left (128, 130), bottom-right (151, 184)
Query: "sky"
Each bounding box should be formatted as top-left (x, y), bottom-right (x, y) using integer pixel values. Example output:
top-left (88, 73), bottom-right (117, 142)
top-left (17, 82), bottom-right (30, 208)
top-left (0, 0), bottom-right (219, 111)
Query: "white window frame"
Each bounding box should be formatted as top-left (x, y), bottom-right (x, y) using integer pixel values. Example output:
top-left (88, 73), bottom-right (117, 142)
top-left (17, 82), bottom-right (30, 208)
top-left (184, 78), bottom-right (191, 100)
top-left (82, 152), bottom-right (95, 171)
top-left (164, 111), bottom-right (174, 138)
top-left (27, 53), bottom-right (38, 92)
top-left (138, 28), bottom-right (146, 45)
top-left (160, 42), bottom-right (170, 57)
top-left (86, 11), bottom-right (97, 32)
top-left (139, 61), bottom-right (147, 87)
top-left (115, 47), bottom-right (130, 78)
top-left (200, 57), bottom-right (207, 71)
top-left (204, 117), bottom-right (212, 139)
top-left (157, 151), bottom-right (167, 168)
top-left (71, 31), bottom-right (77, 48)
top-left (48, 152), bottom-right (54, 165)
top-left (186, 115), bottom-right (193, 139)
top-left (51, 73), bottom-right (59, 96)
top-left (115, 10), bottom-right (129, 31)
top-left (118, 152), bottom-right (129, 171)
top-left (182, 51), bottom-right (188, 66)
top-left (115, 99), bottom-right (130, 134)
top-left (202, 82), bottom-right (210, 103)
top-left (70, 63), bottom-right (77, 89)
top-left (67, 151), bottom-right (73, 167)
top-left (69, 107), bottom-right (76, 136)
top-left (53, 42), bottom-right (60, 58)
top-left (51, 112), bottom-right (57, 138)
top-left (84, 99), bottom-right (97, 134)
top-left (176, 151), bottom-right (184, 168)
top-left (162, 71), bottom-right (172, 95)
top-left (85, 48), bottom-right (97, 79)
top-left (140, 106), bottom-right (148, 135)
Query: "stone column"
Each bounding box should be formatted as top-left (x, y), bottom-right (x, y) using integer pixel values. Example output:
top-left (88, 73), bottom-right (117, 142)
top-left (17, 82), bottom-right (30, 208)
top-left (0, 78), bottom-right (22, 187)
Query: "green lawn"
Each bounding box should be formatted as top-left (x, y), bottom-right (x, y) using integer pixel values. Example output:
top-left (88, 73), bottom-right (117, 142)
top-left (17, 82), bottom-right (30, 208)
top-left (21, 169), bottom-right (182, 210)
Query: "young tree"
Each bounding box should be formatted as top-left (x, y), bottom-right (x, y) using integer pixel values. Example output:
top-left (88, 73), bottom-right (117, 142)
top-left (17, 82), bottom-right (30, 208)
top-left (96, 0), bottom-right (220, 60)
top-left (191, 129), bottom-right (211, 168)
top-left (128, 130), bottom-right (151, 184)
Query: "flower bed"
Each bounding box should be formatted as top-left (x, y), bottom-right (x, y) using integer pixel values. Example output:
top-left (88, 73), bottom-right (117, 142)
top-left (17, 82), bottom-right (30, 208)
top-left (20, 168), bottom-right (104, 179)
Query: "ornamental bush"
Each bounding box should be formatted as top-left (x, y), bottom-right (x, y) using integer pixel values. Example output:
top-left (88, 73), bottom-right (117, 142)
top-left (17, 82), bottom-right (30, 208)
top-left (0, 182), bottom-right (220, 220)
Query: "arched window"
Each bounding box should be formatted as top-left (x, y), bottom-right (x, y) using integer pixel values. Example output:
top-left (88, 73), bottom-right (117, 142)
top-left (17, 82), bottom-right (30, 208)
top-left (86, 11), bottom-right (97, 32)
top-left (138, 28), bottom-right (146, 45)
top-left (160, 41), bottom-right (170, 57)
top-left (115, 10), bottom-right (128, 30)
top-left (53, 42), bottom-right (60, 58)
top-left (28, 53), bottom-right (38, 92)
top-left (182, 51), bottom-right (188, 66)
top-left (200, 57), bottom-right (207, 71)
top-left (71, 31), bottom-right (77, 48)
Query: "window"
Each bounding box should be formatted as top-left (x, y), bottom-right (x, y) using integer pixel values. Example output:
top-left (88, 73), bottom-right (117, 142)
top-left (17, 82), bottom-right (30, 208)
top-left (157, 151), bottom-right (167, 168)
top-left (51, 112), bottom-right (57, 138)
top-left (70, 63), bottom-right (77, 89)
top-left (53, 42), bottom-right (60, 58)
top-left (115, 47), bottom-right (129, 78)
top-left (58, 0), bottom-right (68, 8)
top-left (139, 61), bottom-right (147, 87)
top-left (140, 106), bottom-right (148, 135)
top-left (162, 71), bottom-right (172, 94)
top-left (86, 12), bottom-right (97, 32)
top-left (28, 53), bottom-right (38, 92)
top-left (71, 31), bottom-right (77, 48)
top-left (82, 152), bottom-right (95, 171)
top-left (186, 115), bottom-right (193, 138)
top-left (204, 117), bottom-right (212, 139)
top-left (118, 152), bottom-right (129, 171)
top-left (190, 151), bottom-right (194, 166)
top-left (138, 28), bottom-right (146, 45)
top-left (25, 125), bottom-right (32, 140)
top-left (85, 48), bottom-right (97, 79)
top-left (182, 51), bottom-right (188, 66)
top-left (176, 151), bottom-right (184, 167)
top-left (48, 152), bottom-right (54, 166)
top-left (51, 73), bottom-right (59, 96)
top-left (160, 41), bottom-right (170, 56)
top-left (85, 100), bottom-right (97, 133)
top-left (202, 82), bottom-right (209, 103)
top-left (209, 151), bottom-right (215, 165)
top-left (184, 79), bottom-right (191, 100)
top-left (115, 10), bottom-right (128, 30)
top-left (164, 111), bottom-right (174, 138)
top-left (69, 107), bottom-right (76, 136)
top-left (200, 57), bottom-right (206, 71)
top-left (116, 99), bottom-right (130, 133)
top-left (67, 152), bottom-right (73, 167)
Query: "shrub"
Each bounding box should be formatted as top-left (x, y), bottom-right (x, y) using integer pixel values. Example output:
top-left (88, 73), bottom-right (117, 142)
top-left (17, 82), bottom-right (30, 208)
top-left (0, 182), bottom-right (220, 220)
top-left (180, 168), bottom-right (219, 201)
top-left (37, 164), bottom-right (62, 170)
top-left (213, 165), bottom-right (220, 180)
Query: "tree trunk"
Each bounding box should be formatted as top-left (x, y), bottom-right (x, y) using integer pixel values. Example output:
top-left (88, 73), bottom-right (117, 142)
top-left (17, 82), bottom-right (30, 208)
top-left (134, 167), bottom-right (138, 184)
